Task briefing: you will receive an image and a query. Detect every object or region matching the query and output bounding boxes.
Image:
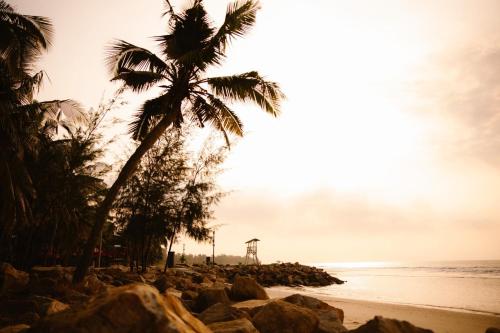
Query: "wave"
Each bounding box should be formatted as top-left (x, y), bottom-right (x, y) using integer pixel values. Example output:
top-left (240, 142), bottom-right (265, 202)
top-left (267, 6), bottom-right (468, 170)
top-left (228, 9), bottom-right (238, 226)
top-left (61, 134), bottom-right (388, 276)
top-left (315, 261), bottom-right (500, 278)
top-left (383, 301), bottom-right (500, 317)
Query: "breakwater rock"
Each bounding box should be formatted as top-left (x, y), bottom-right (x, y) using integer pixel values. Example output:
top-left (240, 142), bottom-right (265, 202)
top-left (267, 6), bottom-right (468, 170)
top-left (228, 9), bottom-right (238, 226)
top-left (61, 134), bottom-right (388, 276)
top-left (195, 262), bottom-right (345, 287)
top-left (0, 263), bottom-right (437, 333)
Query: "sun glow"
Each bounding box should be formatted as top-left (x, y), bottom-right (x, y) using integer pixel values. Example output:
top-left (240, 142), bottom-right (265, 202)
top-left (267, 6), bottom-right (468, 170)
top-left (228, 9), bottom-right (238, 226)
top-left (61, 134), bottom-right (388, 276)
top-left (218, 0), bottom-right (434, 203)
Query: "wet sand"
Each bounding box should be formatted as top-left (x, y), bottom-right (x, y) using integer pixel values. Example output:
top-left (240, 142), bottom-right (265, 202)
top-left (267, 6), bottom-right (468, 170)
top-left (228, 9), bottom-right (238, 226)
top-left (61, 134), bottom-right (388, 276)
top-left (267, 287), bottom-right (500, 333)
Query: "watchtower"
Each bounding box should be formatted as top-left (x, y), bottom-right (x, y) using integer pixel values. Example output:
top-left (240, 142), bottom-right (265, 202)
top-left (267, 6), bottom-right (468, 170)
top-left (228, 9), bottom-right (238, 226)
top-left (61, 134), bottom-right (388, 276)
top-left (244, 238), bottom-right (260, 265)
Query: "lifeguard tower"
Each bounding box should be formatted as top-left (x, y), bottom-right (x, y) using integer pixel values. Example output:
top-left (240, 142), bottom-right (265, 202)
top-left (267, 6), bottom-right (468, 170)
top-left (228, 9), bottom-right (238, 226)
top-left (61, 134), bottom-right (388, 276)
top-left (244, 238), bottom-right (260, 265)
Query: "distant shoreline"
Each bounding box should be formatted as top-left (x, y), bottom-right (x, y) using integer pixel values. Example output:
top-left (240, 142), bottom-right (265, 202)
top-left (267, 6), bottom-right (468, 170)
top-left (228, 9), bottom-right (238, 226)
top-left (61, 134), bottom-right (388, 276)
top-left (267, 286), bottom-right (500, 333)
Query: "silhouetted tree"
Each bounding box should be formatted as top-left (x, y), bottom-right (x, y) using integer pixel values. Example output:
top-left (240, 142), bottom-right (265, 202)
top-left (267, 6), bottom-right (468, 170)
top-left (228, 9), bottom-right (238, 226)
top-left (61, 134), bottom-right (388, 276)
top-left (113, 128), bottom-right (225, 272)
top-left (74, 0), bottom-right (284, 282)
top-left (0, 2), bottom-right (84, 261)
top-left (12, 108), bottom-right (109, 268)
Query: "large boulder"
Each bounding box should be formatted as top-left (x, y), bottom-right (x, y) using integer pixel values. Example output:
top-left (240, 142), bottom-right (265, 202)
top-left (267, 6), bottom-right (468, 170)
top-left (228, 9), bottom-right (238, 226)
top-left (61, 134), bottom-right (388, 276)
top-left (28, 266), bottom-right (73, 297)
top-left (208, 318), bottom-right (259, 333)
top-left (315, 310), bottom-right (348, 333)
top-left (282, 294), bottom-right (344, 322)
top-left (252, 300), bottom-right (319, 333)
top-left (76, 273), bottom-right (110, 295)
top-left (348, 316), bottom-right (434, 333)
top-left (282, 294), bottom-right (346, 333)
top-left (230, 276), bottom-right (268, 301)
top-left (28, 284), bottom-right (211, 333)
top-left (0, 263), bottom-right (29, 295)
top-left (196, 287), bottom-right (231, 312)
top-left (231, 299), bottom-right (271, 317)
top-left (199, 303), bottom-right (250, 325)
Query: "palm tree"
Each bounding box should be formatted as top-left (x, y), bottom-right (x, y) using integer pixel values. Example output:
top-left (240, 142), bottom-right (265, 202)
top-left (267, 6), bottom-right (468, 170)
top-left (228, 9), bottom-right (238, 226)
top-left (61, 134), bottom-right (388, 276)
top-left (73, 0), bottom-right (284, 282)
top-left (0, 1), bottom-right (85, 262)
top-left (0, 1), bottom-right (53, 260)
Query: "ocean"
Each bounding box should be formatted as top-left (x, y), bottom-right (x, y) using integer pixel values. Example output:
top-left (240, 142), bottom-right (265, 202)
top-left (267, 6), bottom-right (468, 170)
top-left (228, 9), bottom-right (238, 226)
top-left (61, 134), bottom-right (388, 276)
top-left (299, 260), bottom-right (500, 315)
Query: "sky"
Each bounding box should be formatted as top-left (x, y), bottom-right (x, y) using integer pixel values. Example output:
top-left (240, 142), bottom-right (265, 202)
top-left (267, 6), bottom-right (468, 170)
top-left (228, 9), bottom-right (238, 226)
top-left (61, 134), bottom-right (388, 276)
top-left (11, 0), bottom-right (500, 263)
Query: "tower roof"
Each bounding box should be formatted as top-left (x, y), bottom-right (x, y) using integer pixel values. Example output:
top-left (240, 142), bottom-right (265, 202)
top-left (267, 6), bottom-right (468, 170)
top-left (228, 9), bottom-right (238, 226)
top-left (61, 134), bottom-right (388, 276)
top-left (245, 238), bottom-right (260, 243)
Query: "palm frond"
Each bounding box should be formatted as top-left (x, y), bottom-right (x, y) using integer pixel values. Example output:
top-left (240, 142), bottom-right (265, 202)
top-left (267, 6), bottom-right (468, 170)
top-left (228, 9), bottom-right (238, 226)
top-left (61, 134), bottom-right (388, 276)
top-left (15, 70), bottom-right (45, 103)
top-left (155, 1), bottom-right (215, 66)
top-left (0, 1), bottom-right (13, 11)
top-left (190, 94), bottom-right (243, 147)
top-left (0, 3), bottom-right (53, 74)
top-left (173, 45), bottom-right (223, 70)
top-left (130, 93), bottom-right (173, 140)
top-left (105, 40), bottom-right (168, 76)
top-left (212, 0), bottom-right (259, 51)
top-left (111, 70), bottom-right (166, 93)
top-left (207, 95), bottom-right (243, 137)
top-left (206, 71), bottom-right (284, 116)
top-left (40, 99), bottom-right (86, 123)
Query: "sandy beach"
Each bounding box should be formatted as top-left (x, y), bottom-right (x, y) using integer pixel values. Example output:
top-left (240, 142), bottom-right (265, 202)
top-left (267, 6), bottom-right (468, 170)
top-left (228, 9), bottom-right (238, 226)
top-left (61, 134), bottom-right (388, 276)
top-left (267, 287), bottom-right (500, 333)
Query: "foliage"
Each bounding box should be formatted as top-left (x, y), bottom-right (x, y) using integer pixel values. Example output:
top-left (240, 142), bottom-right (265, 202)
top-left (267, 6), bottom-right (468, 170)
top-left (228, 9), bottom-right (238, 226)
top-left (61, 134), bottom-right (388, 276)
top-left (113, 128), bottom-right (226, 272)
top-left (10, 108), bottom-right (111, 268)
top-left (172, 253), bottom-right (247, 266)
top-left (75, 0), bottom-right (283, 282)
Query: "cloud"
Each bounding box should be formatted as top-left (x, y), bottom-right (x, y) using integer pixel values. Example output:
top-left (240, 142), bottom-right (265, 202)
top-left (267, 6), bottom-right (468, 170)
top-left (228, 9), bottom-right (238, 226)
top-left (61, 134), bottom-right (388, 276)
top-left (413, 45), bottom-right (500, 167)
top-left (203, 189), bottom-right (500, 262)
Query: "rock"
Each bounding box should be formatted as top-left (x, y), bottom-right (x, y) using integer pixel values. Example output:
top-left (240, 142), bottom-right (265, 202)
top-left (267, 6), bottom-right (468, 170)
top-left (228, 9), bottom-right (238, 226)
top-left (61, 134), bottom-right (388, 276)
top-left (16, 312), bottom-right (39, 325)
top-left (232, 299), bottom-right (271, 317)
top-left (28, 267), bottom-right (72, 296)
top-left (28, 284), bottom-right (211, 333)
top-left (199, 303), bottom-right (250, 325)
top-left (166, 288), bottom-right (182, 299)
top-left (192, 273), bottom-right (204, 284)
top-left (196, 287), bottom-right (231, 312)
top-left (316, 310), bottom-right (348, 333)
top-left (58, 288), bottom-right (89, 306)
top-left (208, 318), bottom-right (259, 333)
top-left (0, 299), bottom-right (38, 316)
top-left (0, 263), bottom-right (29, 295)
top-left (0, 324), bottom-right (30, 333)
top-left (28, 277), bottom-right (59, 296)
top-left (181, 290), bottom-right (198, 301)
top-left (153, 275), bottom-right (172, 293)
top-left (29, 266), bottom-right (72, 283)
top-left (252, 300), bottom-right (319, 333)
top-left (29, 296), bottom-right (69, 317)
top-left (348, 316), bottom-right (434, 333)
top-left (76, 273), bottom-right (110, 295)
top-left (175, 277), bottom-right (194, 291)
top-left (230, 276), bottom-right (269, 301)
top-left (486, 329), bottom-right (500, 333)
top-left (42, 299), bottom-right (69, 316)
top-left (202, 263), bottom-right (343, 288)
top-left (282, 294), bottom-right (346, 332)
top-left (282, 294), bottom-right (344, 322)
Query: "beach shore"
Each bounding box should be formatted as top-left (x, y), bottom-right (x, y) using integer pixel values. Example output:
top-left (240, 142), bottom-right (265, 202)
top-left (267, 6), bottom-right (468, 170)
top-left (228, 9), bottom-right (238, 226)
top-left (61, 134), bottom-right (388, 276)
top-left (267, 287), bottom-right (500, 333)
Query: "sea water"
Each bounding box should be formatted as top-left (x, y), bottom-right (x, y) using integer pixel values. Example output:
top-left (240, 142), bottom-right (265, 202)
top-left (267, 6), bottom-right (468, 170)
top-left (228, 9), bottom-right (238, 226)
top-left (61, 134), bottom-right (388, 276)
top-left (302, 260), bottom-right (500, 315)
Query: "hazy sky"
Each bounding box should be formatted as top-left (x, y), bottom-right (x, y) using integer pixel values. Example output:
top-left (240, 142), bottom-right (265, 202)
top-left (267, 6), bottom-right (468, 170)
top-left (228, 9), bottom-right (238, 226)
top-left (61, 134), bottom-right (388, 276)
top-left (11, 0), bottom-right (500, 263)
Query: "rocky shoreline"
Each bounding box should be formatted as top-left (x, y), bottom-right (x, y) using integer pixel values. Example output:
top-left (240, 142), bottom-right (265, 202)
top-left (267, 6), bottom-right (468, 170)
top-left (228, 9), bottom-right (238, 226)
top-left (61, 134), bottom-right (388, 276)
top-left (1, 262), bottom-right (498, 333)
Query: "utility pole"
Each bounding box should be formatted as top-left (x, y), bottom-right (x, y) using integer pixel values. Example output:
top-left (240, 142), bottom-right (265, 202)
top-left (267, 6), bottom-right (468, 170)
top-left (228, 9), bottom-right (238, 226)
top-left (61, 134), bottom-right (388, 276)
top-left (210, 224), bottom-right (226, 266)
top-left (212, 230), bottom-right (215, 266)
top-left (98, 230), bottom-right (103, 268)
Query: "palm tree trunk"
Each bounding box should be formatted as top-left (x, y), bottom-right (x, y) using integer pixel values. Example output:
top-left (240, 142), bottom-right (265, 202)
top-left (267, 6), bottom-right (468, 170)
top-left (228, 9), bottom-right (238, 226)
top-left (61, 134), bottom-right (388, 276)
top-left (163, 226), bottom-right (178, 272)
top-left (73, 115), bottom-right (174, 283)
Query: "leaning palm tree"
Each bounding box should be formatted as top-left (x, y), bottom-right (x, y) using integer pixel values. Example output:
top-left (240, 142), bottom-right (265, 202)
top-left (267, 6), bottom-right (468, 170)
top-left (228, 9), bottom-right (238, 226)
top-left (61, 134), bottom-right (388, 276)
top-left (73, 0), bottom-right (284, 282)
